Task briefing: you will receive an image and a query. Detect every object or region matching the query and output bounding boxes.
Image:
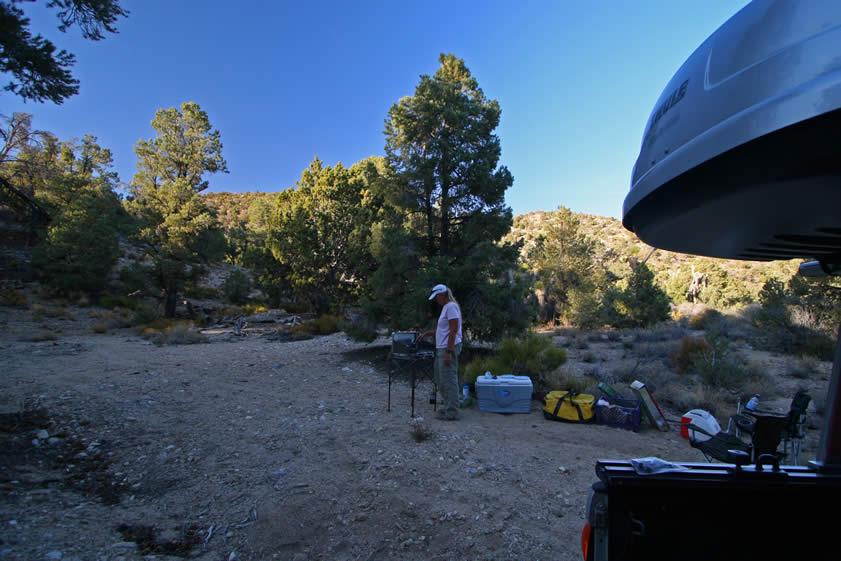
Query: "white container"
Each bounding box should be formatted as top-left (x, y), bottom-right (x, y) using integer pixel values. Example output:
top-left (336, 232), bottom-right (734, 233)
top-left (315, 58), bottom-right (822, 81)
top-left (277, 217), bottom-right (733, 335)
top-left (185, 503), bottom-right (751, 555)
top-left (681, 409), bottom-right (721, 443)
top-left (463, 385), bottom-right (470, 400)
top-left (475, 374), bottom-right (533, 414)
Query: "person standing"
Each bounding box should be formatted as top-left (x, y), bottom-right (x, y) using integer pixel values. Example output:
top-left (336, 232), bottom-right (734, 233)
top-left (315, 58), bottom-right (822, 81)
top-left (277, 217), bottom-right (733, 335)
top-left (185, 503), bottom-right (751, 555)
top-left (418, 284), bottom-right (463, 420)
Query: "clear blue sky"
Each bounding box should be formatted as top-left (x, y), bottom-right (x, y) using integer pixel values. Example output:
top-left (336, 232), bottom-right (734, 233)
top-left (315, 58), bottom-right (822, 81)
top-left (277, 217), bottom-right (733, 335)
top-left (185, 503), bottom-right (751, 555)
top-left (3, 0), bottom-right (748, 219)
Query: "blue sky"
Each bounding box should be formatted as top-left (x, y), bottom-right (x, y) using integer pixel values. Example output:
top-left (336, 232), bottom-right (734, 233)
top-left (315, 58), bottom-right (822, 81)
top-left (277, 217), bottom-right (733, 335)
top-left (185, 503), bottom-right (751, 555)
top-left (3, 0), bottom-right (748, 219)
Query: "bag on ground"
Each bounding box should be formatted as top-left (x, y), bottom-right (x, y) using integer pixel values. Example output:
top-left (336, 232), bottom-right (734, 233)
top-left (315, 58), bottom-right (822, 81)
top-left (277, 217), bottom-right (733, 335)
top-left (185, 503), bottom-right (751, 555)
top-left (543, 390), bottom-right (596, 423)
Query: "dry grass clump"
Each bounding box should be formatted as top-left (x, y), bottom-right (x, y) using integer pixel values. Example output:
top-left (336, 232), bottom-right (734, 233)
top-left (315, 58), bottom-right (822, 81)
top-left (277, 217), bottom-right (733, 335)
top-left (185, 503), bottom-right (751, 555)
top-left (293, 314), bottom-right (339, 335)
top-left (32, 304), bottom-right (68, 320)
top-left (89, 309), bottom-right (131, 329)
top-left (610, 358), bottom-right (643, 384)
top-left (687, 307), bottom-right (723, 330)
top-left (0, 289), bottom-right (28, 309)
top-left (142, 323), bottom-right (208, 345)
top-left (633, 325), bottom-right (688, 343)
top-left (790, 356), bottom-right (825, 380)
top-left (91, 322), bottom-right (108, 334)
top-left (20, 330), bottom-right (58, 342)
top-left (409, 417), bottom-right (433, 442)
top-left (657, 384), bottom-right (732, 418)
top-left (537, 366), bottom-right (597, 396)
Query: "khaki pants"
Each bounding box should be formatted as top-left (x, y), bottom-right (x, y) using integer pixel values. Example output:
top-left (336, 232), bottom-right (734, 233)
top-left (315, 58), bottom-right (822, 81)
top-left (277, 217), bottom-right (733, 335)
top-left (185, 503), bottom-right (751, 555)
top-left (434, 343), bottom-right (462, 416)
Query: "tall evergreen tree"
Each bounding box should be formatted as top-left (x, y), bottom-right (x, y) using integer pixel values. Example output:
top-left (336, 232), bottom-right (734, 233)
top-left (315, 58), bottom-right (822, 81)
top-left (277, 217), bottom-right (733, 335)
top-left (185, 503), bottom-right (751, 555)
top-left (384, 53), bottom-right (513, 258)
top-left (127, 102), bottom-right (227, 317)
top-left (377, 53), bottom-right (526, 341)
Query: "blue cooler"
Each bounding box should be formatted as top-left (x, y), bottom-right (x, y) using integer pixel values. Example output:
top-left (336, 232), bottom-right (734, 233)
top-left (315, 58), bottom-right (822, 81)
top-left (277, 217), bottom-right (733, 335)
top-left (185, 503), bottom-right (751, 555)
top-left (475, 374), bottom-right (533, 414)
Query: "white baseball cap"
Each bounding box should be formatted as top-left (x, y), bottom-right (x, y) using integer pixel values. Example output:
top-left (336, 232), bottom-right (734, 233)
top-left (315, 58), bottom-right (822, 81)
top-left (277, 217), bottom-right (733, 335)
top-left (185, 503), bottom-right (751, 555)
top-left (428, 284), bottom-right (447, 300)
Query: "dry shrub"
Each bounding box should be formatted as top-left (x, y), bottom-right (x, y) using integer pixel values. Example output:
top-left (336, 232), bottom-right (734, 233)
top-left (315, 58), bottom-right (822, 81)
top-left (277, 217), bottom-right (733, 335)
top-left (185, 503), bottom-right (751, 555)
top-left (581, 351), bottom-right (597, 363)
top-left (738, 377), bottom-right (778, 402)
top-left (611, 359), bottom-right (643, 384)
top-left (33, 306), bottom-right (64, 319)
top-left (536, 367), bottom-right (597, 396)
top-left (21, 330), bottom-right (58, 342)
top-left (688, 307), bottom-right (723, 330)
top-left (670, 336), bottom-right (713, 373)
top-left (91, 323), bottom-right (107, 334)
top-left (790, 356), bottom-right (822, 380)
top-left (633, 326), bottom-right (688, 343)
top-left (293, 314), bottom-right (339, 335)
top-left (409, 417), bottom-right (432, 442)
top-left (0, 289), bottom-right (28, 309)
top-left (658, 384), bottom-right (731, 418)
top-left (142, 323), bottom-right (207, 345)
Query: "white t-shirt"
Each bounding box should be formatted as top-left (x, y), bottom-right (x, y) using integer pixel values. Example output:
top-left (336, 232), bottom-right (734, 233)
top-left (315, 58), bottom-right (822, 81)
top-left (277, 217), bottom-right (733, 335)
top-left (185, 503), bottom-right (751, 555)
top-left (436, 302), bottom-right (463, 349)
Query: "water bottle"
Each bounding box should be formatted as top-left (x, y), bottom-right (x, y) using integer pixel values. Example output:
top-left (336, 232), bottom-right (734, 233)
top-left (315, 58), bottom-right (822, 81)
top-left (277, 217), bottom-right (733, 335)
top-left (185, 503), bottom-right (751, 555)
top-left (746, 394), bottom-right (759, 411)
top-left (463, 385), bottom-right (470, 400)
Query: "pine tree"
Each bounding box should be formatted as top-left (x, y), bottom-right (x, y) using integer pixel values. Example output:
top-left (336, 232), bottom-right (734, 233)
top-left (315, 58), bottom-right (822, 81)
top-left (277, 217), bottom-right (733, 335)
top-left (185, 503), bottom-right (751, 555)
top-left (127, 102), bottom-right (227, 317)
top-left (375, 54), bottom-right (526, 341)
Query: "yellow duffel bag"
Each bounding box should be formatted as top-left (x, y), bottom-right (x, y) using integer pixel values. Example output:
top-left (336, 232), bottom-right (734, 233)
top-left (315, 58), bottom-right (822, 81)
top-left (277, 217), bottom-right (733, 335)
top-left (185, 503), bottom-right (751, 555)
top-left (543, 390), bottom-right (596, 423)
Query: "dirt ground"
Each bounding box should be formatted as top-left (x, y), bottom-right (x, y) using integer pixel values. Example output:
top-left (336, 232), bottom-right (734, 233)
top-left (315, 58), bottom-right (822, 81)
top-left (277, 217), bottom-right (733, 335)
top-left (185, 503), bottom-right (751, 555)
top-left (0, 303), bottom-right (831, 561)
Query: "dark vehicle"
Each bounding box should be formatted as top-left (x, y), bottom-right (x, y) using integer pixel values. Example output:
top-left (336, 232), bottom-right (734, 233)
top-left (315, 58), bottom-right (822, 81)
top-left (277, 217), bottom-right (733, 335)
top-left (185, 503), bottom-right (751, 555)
top-left (584, 2), bottom-right (841, 559)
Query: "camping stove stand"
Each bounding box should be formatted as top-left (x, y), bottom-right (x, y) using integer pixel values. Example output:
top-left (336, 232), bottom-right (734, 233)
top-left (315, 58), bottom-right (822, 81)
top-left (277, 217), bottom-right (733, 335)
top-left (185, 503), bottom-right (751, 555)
top-left (388, 351), bottom-right (436, 417)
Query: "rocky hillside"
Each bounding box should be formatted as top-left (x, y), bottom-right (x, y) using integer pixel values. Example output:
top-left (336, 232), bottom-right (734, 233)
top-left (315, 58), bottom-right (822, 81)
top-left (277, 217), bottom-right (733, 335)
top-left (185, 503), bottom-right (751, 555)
top-left (505, 210), bottom-right (802, 298)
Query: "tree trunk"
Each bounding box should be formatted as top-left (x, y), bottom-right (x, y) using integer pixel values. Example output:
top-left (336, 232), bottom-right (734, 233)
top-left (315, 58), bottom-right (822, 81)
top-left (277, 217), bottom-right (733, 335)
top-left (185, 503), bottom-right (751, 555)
top-left (164, 289), bottom-right (178, 318)
top-left (440, 164), bottom-right (450, 256)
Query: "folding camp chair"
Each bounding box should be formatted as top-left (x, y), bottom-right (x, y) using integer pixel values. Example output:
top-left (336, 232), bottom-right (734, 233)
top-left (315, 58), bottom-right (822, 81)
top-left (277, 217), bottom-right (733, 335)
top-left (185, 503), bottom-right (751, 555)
top-left (780, 390), bottom-right (811, 466)
top-left (688, 413), bottom-right (789, 464)
top-left (726, 390), bottom-right (812, 465)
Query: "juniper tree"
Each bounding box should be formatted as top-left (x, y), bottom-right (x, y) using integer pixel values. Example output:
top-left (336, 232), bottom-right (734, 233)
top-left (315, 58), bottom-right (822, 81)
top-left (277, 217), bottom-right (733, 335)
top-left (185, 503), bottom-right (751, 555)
top-left (127, 102), bottom-right (227, 317)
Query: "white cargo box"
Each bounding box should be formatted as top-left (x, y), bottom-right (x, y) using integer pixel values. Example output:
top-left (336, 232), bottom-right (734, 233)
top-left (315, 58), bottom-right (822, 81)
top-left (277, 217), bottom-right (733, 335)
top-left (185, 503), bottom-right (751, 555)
top-left (475, 374), bottom-right (533, 414)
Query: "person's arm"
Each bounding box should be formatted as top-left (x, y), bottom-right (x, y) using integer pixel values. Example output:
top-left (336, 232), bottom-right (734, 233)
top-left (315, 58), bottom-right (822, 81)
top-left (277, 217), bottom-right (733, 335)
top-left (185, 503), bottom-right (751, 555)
top-left (444, 317), bottom-right (458, 366)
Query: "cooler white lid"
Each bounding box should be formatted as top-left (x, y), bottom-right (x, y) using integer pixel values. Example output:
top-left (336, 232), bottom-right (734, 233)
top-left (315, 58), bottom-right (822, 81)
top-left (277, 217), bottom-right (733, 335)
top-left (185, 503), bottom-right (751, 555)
top-left (475, 374), bottom-right (533, 386)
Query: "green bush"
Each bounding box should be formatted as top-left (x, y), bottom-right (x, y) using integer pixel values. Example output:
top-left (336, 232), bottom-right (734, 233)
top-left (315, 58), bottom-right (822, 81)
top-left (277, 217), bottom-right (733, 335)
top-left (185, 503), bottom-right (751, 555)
top-left (222, 270), bottom-right (251, 304)
top-left (131, 304), bottom-right (160, 327)
top-left (294, 314), bottom-right (339, 335)
top-left (463, 331), bottom-right (567, 390)
top-left (339, 319), bottom-right (378, 343)
top-left (463, 355), bottom-right (509, 386)
top-left (99, 294), bottom-right (140, 310)
top-left (691, 354), bottom-right (748, 390)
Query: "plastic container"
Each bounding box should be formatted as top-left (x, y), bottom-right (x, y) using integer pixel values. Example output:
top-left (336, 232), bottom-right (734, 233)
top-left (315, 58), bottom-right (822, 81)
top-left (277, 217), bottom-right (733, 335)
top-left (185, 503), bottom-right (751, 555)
top-left (596, 397), bottom-right (642, 432)
top-left (475, 374), bottom-right (533, 414)
top-left (681, 409), bottom-right (721, 442)
top-left (746, 395), bottom-right (760, 411)
top-left (463, 385), bottom-right (470, 400)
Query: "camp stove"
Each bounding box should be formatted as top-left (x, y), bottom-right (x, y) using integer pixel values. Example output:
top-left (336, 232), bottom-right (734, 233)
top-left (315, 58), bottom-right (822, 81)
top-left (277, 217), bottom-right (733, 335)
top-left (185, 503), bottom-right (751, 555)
top-left (388, 332), bottom-right (435, 416)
